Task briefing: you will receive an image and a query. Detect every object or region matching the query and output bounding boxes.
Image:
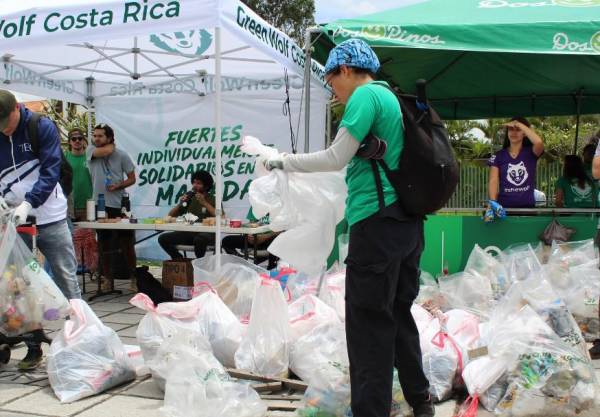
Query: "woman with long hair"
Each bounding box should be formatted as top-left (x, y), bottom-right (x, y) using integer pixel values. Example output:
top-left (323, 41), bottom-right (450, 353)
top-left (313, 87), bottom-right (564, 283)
top-left (555, 155), bottom-right (595, 208)
top-left (487, 117), bottom-right (544, 210)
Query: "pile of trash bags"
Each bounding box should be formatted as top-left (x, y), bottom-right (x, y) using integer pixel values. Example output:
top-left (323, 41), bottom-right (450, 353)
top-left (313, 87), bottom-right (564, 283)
top-left (9, 228), bottom-right (599, 417)
top-left (424, 239), bottom-right (600, 417)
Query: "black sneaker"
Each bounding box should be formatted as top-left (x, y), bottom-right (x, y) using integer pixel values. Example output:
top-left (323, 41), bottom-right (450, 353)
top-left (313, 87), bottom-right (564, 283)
top-left (17, 347), bottom-right (43, 371)
top-left (413, 395), bottom-right (435, 417)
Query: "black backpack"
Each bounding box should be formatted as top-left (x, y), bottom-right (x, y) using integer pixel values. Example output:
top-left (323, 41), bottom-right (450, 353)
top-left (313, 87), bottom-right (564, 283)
top-left (27, 112), bottom-right (74, 197)
top-left (358, 81), bottom-right (459, 216)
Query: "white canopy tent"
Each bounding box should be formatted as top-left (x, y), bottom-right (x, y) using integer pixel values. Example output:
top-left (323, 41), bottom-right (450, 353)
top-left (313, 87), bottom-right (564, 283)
top-left (0, 0), bottom-right (328, 260)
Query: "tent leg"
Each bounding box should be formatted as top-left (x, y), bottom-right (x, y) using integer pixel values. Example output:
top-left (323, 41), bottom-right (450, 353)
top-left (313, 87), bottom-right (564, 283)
top-left (303, 29), bottom-right (312, 153)
top-left (214, 26), bottom-right (222, 272)
top-left (85, 77), bottom-right (95, 141)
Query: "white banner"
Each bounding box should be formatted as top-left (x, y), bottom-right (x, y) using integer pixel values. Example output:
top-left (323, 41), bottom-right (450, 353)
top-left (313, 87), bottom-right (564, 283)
top-left (0, 0), bottom-right (217, 50)
top-left (95, 85), bottom-right (327, 259)
top-left (221, 0), bottom-right (326, 85)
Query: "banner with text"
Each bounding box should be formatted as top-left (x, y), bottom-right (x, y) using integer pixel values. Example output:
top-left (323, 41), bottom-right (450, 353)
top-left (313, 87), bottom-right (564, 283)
top-left (95, 87), bottom-right (327, 259)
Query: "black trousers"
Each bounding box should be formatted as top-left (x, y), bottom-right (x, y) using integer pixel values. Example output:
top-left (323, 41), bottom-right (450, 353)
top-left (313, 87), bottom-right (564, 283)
top-left (345, 206), bottom-right (430, 417)
top-left (97, 207), bottom-right (137, 278)
top-left (158, 231), bottom-right (214, 259)
top-left (221, 234), bottom-right (278, 269)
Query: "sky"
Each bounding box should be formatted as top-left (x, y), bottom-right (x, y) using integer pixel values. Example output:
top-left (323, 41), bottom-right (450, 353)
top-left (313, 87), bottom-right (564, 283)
top-left (314, 0), bottom-right (425, 24)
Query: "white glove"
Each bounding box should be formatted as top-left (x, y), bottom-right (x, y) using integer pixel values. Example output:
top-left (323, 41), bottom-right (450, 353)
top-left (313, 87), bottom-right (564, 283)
top-left (12, 201), bottom-right (32, 226)
top-left (0, 195), bottom-right (8, 213)
top-left (263, 157), bottom-right (284, 171)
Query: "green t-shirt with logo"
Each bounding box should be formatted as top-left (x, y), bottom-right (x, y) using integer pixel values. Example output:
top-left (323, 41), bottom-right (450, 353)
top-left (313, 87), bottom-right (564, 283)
top-left (65, 151), bottom-right (93, 210)
top-left (556, 176), bottom-right (595, 208)
top-left (340, 81), bottom-right (403, 226)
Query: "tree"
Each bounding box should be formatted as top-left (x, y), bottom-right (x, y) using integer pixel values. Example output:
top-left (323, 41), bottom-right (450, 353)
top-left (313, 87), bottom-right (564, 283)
top-left (241, 0), bottom-right (315, 44)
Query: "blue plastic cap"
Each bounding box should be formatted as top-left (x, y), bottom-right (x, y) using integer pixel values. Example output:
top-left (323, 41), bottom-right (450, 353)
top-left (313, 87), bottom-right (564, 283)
top-left (324, 38), bottom-right (380, 75)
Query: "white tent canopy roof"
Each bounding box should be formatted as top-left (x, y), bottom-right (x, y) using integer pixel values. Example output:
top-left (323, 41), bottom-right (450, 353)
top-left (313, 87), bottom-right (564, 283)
top-left (0, 0), bottom-right (326, 104)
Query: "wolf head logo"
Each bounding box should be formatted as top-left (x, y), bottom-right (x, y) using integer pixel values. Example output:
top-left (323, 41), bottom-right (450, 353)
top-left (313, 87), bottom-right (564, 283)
top-left (506, 161), bottom-right (528, 186)
top-left (571, 182), bottom-right (592, 199)
top-left (150, 29), bottom-right (213, 56)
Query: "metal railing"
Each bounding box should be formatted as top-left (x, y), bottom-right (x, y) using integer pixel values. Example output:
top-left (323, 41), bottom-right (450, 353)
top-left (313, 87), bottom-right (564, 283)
top-left (446, 160), bottom-right (563, 208)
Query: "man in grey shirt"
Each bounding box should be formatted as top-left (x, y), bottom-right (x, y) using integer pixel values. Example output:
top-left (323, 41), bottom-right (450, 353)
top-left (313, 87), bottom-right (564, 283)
top-left (86, 123), bottom-right (137, 290)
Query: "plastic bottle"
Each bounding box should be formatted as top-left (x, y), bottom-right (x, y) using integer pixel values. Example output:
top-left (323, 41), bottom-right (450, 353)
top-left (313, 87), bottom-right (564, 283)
top-left (121, 192), bottom-right (131, 217)
top-left (97, 194), bottom-right (106, 219)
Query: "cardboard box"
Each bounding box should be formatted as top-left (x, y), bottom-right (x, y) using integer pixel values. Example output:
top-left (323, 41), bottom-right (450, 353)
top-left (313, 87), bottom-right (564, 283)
top-left (161, 258), bottom-right (194, 301)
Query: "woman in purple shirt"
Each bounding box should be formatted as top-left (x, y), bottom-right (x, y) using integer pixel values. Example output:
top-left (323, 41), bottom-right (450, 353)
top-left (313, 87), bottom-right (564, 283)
top-left (488, 117), bottom-right (544, 209)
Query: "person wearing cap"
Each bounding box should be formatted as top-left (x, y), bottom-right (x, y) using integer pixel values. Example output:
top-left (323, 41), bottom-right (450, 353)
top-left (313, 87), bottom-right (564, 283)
top-left (0, 89), bottom-right (81, 370)
top-left (263, 39), bottom-right (434, 417)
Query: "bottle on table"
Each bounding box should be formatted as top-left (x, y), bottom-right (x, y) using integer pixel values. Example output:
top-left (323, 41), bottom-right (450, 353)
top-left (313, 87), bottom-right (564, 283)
top-left (121, 193), bottom-right (131, 217)
top-left (97, 194), bottom-right (106, 219)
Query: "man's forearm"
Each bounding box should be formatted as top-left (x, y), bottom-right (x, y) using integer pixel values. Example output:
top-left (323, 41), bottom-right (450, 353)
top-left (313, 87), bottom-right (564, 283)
top-left (92, 143), bottom-right (115, 158)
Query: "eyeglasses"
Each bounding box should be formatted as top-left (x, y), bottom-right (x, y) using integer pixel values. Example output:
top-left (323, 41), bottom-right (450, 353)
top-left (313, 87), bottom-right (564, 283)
top-left (70, 136), bottom-right (84, 142)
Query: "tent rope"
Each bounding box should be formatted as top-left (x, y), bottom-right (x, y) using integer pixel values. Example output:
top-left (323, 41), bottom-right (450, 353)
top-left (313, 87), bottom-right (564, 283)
top-left (282, 68), bottom-right (298, 154)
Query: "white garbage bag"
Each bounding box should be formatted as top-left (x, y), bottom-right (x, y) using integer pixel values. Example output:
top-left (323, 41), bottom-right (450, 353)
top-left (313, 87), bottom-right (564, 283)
top-left (489, 306), bottom-right (597, 417)
top-left (130, 293), bottom-right (203, 365)
top-left (235, 278), bottom-right (290, 377)
top-left (500, 243), bottom-right (542, 282)
top-left (458, 356), bottom-right (509, 414)
top-left (0, 222), bottom-right (69, 336)
top-left (192, 254), bottom-right (265, 322)
top-left (288, 294), bottom-right (340, 342)
top-left (565, 261), bottom-right (600, 342)
top-left (242, 136), bottom-right (347, 275)
top-left (146, 329), bottom-right (214, 392)
top-left (289, 322), bottom-right (348, 387)
top-left (493, 274), bottom-right (589, 360)
top-left (47, 299), bottom-right (135, 403)
top-left (415, 271), bottom-right (443, 311)
top-left (464, 244), bottom-right (510, 298)
top-left (192, 289), bottom-right (245, 367)
top-left (438, 271), bottom-right (495, 317)
top-left (318, 268), bottom-right (346, 322)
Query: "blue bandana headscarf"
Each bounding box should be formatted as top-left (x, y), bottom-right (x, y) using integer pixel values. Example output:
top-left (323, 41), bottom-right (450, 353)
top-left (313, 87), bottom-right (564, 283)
top-left (324, 38), bottom-right (380, 75)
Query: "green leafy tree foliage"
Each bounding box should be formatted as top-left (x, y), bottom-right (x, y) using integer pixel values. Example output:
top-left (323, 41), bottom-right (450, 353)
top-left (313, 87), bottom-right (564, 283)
top-left (42, 100), bottom-right (94, 150)
top-left (446, 115), bottom-right (600, 162)
top-left (241, 0), bottom-right (315, 44)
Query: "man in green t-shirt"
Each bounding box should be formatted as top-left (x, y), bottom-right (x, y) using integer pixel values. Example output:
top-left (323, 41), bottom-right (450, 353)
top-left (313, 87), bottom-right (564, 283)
top-left (65, 128), bottom-right (93, 220)
top-left (264, 39), bottom-right (433, 417)
top-left (158, 170), bottom-right (217, 259)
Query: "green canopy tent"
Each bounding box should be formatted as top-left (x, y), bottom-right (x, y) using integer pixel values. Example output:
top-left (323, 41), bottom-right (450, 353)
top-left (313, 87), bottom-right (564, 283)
top-left (310, 0), bottom-right (600, 130)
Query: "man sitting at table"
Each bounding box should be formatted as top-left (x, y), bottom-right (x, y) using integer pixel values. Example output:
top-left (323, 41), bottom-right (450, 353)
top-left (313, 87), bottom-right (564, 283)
top-left (158, 170), bottom-right (218, 259)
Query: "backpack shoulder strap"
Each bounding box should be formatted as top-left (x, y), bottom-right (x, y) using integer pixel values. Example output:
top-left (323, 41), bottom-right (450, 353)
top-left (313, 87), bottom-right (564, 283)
top-left (26, 112), bottom-right (43, 156)
top-left (369, 159), bottom-right (386, 211)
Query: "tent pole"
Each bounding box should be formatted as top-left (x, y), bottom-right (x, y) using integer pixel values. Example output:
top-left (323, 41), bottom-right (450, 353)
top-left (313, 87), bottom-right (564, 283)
top-left (85, 77), bottom-right (95, 141)
top-left (573, 89), bottom-right (583, 154)
top-left (215, 26), bottom-right (223, 271)
top-left (303, 29), bottom-right (312, 153)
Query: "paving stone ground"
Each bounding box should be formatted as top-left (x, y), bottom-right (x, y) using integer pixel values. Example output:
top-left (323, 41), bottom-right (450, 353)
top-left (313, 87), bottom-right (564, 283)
top-left (1, 269), bottom-right (600, 417)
